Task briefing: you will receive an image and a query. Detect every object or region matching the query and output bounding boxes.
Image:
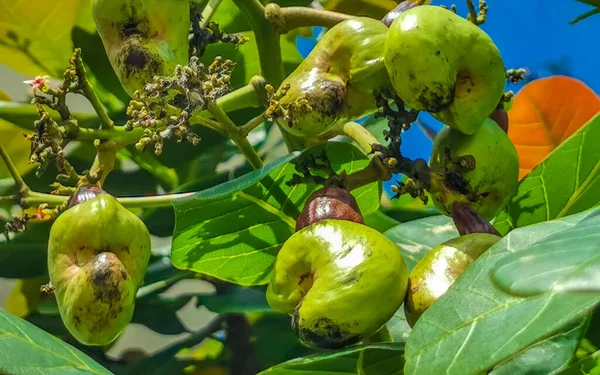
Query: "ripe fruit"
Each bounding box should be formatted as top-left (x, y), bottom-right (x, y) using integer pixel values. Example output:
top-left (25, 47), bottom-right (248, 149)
top-left (428, 118), bottom-right (519, 220)
top-left (92, 0), bottom-right (190, 98)
top-left (384, 5), bottom-right (506, 135)
top-left (47, 189), bottom-right (151, 345)
top-left (404, 233), bottom-right (500, 327)
top-left (275, 17), bottom-right (390, 143)
top-left (267, 220), bottom-right (408, 349)
top-left (296, 185), bottom-right (364, 231)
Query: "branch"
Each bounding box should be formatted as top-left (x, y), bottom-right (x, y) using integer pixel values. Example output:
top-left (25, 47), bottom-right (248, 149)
top-left (264, 4), bottom-right (353, 34)
top-left (0, 144), bottom-right (29, 195)
top-left (200, 0), bottom-right (224, 27)
top-left (232, 0), bottom-right (285, 87)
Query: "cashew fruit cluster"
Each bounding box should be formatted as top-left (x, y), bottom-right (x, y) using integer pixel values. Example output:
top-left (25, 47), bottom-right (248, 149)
top-left (267, 186), bottom-right (409, 349)
top-left (404, 233), bottom-right (500, 327)
top-left (48, 187), bottom-right (151, 346)
top-left (428, 118), bottom-right (519, 220)
top-left (384, 5), bottom-right (506, 135)
top-left (274, 17), bottom-right (391, 142)
top-left (92, 0), bottom-right (190, 97)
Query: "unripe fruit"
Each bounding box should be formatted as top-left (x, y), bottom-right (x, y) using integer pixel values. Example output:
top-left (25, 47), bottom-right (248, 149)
top-left (267, 219), bottom-right (408, 349)
top-left (92, 0), bottom-right (190, 98)
top-left (404, 233), bottom-right (500, 327)
top-left (296, 185), bottom-right (363, 231)
top-left (275, 18), bottom-right (390, 143)
top-left (429, 118), bottom-right (519, 220)
top-left (48, 191), bottom-right (151, 345)
top-left (384, 5), bottom-right (506, 135)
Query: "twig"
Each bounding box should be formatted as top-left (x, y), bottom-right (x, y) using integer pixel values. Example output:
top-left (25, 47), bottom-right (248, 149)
top-left (0, 145), bottom-right (29, 195)
top-left (264, 4), bottom-right (353, 34)
top-left (200, 0), bottom-right (224, 27)
top-left (239, 113), bottom-right (268, 137)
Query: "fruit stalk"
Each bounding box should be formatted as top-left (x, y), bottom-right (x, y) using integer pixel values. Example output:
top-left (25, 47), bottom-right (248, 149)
top-left (265, 4), bottom-right (354, 33)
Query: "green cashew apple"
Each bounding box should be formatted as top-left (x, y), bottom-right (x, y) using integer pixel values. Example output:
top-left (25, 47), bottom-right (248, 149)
top-left (267, 219), bottom-right (408, 349)
top-left (48, 188), bottom-right (151, 346)
top-left (92, 0), bottom-right (190, 98)
top-left (384, 5), bottom-right (506, 135)
top-left (404, 233), bottom-right (500, 327)
top-left (275, 17), bottom-right (391, 143)
top-left (296, 185), bottom-right (364, 231)
top-left (429, 118), bottom-right (519, 220)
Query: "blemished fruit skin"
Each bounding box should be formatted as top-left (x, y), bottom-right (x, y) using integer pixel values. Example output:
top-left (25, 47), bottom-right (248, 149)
top-left (275, 17), bottom-right (391, 143)
top-left (92, 0), bottom-right (190, 98)
top-left (384, 5), bottom-right (506, 135)
top-left (48, 192), bottom-right (151, 346)
top-left (295, 185), bottom-right (364, 231)
top-left (404, 233), bottom-right (501, 327)
top-left (267, 219), bottom-right (409, 349)
top-left (429, 118), bottom-right (519, 220)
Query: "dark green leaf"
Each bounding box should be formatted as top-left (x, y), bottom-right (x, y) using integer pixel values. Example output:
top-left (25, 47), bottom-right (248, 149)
top-left (132, 295), bottom-right (191, 335)
top-left (557, 350), bottom-right (600, 375)
top-left (494, 114), bottom-right (600, 234)
top-left (363, 210), bottom-right (402, 233)
top-left (404, 207), bottom-right (600, 375)
top-left (196, 285), bottom-right (271, 313)
top-left (0, 309), bottom-right (113, 374)
top-left (489, 318), bottom-right (588, 375)
top-left (386, 307), bottom-right (411, 343)
top-left (0, 100), bottom-right (99, 130)
top-left (171, 142), bottom-right (381, 285)
top-left (258, 342), bottom-right (404, 375)
top-left (383, 215), bottom-right (458, 272)
top-left (0, 221), bottom-right (50, 278)
top-left (491, 212), bottom-right (600, 296)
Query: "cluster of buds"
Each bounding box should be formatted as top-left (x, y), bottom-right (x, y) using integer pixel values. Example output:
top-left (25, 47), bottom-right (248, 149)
top-left (125, 56), bottom-right (236, 155)
top-left (264, 84), bottom-right (312, 127)
top-left (26, 106), bottom-right (67, 177)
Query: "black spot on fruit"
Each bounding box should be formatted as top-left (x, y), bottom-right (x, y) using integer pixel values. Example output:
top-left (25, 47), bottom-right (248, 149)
top-left (419, 82), bottom-right (455, 112)
top-left (297, 317), bottom-right (361, 349)
top-left (125, 49), bottom-right (148, 70)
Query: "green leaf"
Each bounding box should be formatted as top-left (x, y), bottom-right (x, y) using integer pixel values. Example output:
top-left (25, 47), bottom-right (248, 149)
top-left (0, 100), bottom-right (99, 130)
top-left (258, 342), bottom-right (404, 375)
top-left (0, 0), bottom-right (85, 77)
top-left (196, 285), bottom-right (271, 313)
top-left (171, 142), bottom-right (381, 285)
top-left (383, 215), bottom-right (458, 272)
top-left (0, 309), bottom-right (113, 374)
top-left (0, 221), bottom-right (50, 278)
top-left (363, 210), bottom-right (401, 233)
top-left (494, 114), bottom-right (600, 235)
top-left (132, 295), bottom-right (191, 335)
top-left (404, 207), bottom-right (600, 375)
top-left (491, 213), bottom-right (600, 296)
top-left (386, 308), bottom-right (412, 343)
top-left (489, 318), bottom-right (588, 375)
top-left (557, 350), bottom-right (600, 375)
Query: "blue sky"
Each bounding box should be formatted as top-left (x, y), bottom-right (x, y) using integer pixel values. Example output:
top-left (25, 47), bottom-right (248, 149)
top-left (296, 0), bottom-right (599, 191)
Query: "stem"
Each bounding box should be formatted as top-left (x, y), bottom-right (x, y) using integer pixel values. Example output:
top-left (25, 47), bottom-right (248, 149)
top-left (216, 76), bottom-right (268, 113)
top-left (76, 127), bottom-right (144, 147)
top-left (18, 191), bottom-right (194, 209)
top-left (0, 145), bottom-right (29, 194)
top-left (342, 121), bottom-right (379, 155)
top-left (200, 0), bottom-right (224, 27)
top-left (137, 271), bottom-right (194, 300)
top-left (265, 4), bottom-right (353, 33)
top-left (74, 52), bottom-right (115, 130)
top-left (233, 0), bottom-right (285, 87)
top-left (207, 102), bottom-right (264, 169)
top-left (239, 113), bottom-right (268, 137)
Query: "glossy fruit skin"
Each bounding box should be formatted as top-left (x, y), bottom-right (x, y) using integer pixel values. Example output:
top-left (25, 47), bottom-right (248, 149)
top-left (92, 0), bottom-right (190, 97)
top-left (267, 219), bottom-right (408, 349)
top-left (429, 118), bottom-right (519, 220)
top-left (48, 193), bottom-right (151, 346)
top-left (404, 233), bottom-right (500, 327)
top-left (384, 5), bottom-right (506, 135)
top-left (276, 17), bottom-right (391, 143)
top-left (296, 185), bottom-right (364, 231)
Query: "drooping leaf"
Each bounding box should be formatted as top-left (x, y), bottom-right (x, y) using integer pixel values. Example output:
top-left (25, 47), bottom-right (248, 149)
top-left (0, 0), bottom-right (85, 77)
top-left (404, 207), bottom-right (600, 375)
top-left (0, 309), bottom-right (113, 374)
top-left (494, 113), bottom-right (600, 234)
top-left (384, 215), bottom-right (458, 272)
top-left (171, 142), bottom-right (381, 285)
top-left (489, 318), bottom-right (588, 374)
top-left (507, 76), bottom-right (600, 180)
top-left (258, 342), bottom-right (405, 375)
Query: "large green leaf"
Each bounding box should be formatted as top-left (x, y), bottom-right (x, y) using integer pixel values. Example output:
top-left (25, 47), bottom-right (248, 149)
top-left (491, 213), bottom-right (600, 296)
top-left (196, 285), bottom-right (271, 313)
top-left (404, 207), bottom-right (600, 375)
top-left (383, 215), bottom-right (458, 272)
top-left (494, 114), bottom-right (600, 234)
top-left (0, 309), bottom-right (112, 374)
top-left (0, 221), bottom-right (50, 278)
top-left (258, 342), bottom-right (404, 375)
top-left (171, 142), bottom-right (382, 285)
top-left (489, 318), bottom-right (588, 375)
